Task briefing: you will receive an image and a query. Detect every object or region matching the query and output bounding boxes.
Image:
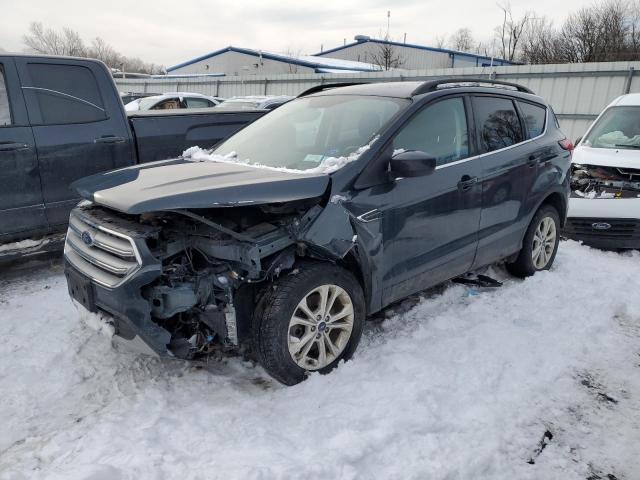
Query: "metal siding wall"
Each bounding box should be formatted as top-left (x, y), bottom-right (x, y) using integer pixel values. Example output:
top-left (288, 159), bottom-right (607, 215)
top-left (117, 61), bottom-right (640, 140)
top-left (317, 43), bottom-right (451, 69)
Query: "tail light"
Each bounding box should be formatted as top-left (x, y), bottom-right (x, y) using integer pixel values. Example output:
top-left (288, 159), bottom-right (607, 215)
top-left (558, 138), bottom-right (574, 151)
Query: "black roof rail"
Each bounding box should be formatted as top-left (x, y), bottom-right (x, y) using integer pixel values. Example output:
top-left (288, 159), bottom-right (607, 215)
top-left (297, 82), bottom-right (367, 97)
top-left (412, 77), bottom-right (533, 96)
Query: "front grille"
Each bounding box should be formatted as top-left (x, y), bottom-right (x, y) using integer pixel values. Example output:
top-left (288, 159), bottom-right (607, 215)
top-left (564, 217), bottom-right (640, 240)
top-left (65, 212), bottom-right (141, 288)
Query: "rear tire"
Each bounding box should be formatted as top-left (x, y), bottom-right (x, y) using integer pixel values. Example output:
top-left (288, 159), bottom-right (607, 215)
top-left (253, 262), bottom-right (365, 385)
top-left (506, 205), bottom-right (560, 278)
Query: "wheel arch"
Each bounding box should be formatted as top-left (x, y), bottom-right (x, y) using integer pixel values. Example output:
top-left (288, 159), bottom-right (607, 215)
top-left (540, 191), bottom-right (568, 227)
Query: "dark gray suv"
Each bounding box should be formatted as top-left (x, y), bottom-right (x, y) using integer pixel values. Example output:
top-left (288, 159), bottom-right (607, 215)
top-left (64, 79), bottom-right (572, 385)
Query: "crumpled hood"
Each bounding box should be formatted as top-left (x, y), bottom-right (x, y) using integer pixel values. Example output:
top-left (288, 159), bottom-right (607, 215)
top-left (572, 145), bottom-right (640, 169)
top-left (72, 158), bottom-right (330, 214)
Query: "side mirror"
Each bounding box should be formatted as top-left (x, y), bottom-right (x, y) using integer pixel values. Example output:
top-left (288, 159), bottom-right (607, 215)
top-left (390, 150), bottom-right (437, 178)
top-left (575, 136), bottom-right (583, 145)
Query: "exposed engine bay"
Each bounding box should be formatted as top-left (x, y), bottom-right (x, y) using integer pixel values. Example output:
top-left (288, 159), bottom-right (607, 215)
top-left (131, 199), bottom-right (328, 359)
top-left (571, 163), bottom-right (640, 199)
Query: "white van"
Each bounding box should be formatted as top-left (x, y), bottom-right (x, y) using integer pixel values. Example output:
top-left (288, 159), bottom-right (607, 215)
top-left (564, 94), bottom-right (640, 248)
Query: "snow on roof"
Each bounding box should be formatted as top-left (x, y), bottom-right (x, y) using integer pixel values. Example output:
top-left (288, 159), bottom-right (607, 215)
top-left (167, 46), bottom-right (382, 73)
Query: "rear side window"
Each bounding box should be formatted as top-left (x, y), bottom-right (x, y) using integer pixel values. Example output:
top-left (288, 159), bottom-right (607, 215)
top-left (393, 97), bottom-right (469, 166)
top-left (474, 96), bottom-right (523, 152)
top-left (185, 97), bottom-right (213, 108)
top-left (25, 63), bottom-right (106, 125)
top-left (519, 101), bottom-right (546, 138)
top-left (0, 66), bottom-right (11, 126)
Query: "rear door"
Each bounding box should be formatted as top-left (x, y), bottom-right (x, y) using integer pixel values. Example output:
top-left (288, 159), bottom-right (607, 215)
top-left (381, 96), bottom-right (482, 304)
top-left (15, 58), bottom-right (134, 228)
top-left (471, 95), bottom-right (540, 268)
top-left (0, 58), bottom-right (46, 239)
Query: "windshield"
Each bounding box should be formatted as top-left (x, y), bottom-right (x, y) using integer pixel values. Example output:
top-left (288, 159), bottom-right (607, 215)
top-left (211, 95), bottom-right (407, 171)
top-left (583, 106), bottom-right (640, 149)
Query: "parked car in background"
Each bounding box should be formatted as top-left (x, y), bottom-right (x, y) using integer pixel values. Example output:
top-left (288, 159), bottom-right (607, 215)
top-left (564, 94), bottom-right (640, 249)
top-left (64, 79), bottom-right (571, 385)
top-left (0, 54), bottom-right (264, 256)
top-left (214, 95), bottom-right (293, 111)
top-left (124, 92), bottom-right (224, 111)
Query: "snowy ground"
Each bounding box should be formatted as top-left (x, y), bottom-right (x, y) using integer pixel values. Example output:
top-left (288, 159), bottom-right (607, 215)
top-left (0, 241), bottom-right (639, 480)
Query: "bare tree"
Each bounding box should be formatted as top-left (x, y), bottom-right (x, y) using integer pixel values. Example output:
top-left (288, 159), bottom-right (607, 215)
top-left (369, 41), bottom-right (405, 70)
top-left (474, 41), bottom-right (491, 57)
top-left (521, 17), bottom-right (564, 64)
top-left (494, 3), bottom-right (530, 61)
top-left (282, 47), bottom-right (303, 73)
top-left (23, 22), bottom-right (163, 74)
top-left (520, 0), bottom-right (640, 64)
top-left (449, 28), bottom-right (474, 52)
top-left (434, 34), bottom-right (447, 49)
top-left (24, 22), bottom-right (74, 56)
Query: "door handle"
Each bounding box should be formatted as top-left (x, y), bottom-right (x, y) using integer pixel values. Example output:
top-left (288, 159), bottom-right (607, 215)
top-left (94, 136), bottom-right (125, 144)
top-left (457, 175), bottom-right (478, 191)
top-left (527, 154), bottom-right (538, 167)
top-left (0, 142), bottom-right (30, 152)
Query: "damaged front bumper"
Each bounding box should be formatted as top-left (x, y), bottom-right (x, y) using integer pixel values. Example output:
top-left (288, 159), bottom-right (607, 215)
top-left (63, 207), bottom-right (172, 356)
top-left (564, 163), bottom-right (640, 248)
top-left (62, 202), bottom-right (308, 359)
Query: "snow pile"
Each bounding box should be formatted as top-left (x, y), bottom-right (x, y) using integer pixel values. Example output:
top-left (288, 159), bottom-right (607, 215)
top-left (183, 144), bottom-right (371, 175)
top-left (0, 238), bottom-right (49, 253)
top-left (1, 242), bottom-right (640, 479)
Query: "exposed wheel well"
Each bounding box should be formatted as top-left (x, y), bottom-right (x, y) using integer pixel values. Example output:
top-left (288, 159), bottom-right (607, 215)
top-left (540, 192), bottom-right (567, 227)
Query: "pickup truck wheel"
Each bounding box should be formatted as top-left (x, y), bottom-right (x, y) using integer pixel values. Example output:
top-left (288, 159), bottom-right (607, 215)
top-left (506, 205), bottom-right (560, 278)
top-left (254, 263), bottom-right (365, 385)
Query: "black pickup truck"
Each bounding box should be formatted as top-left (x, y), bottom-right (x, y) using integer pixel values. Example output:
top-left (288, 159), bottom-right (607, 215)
top-left (0, 54), bottom-right (263, 252)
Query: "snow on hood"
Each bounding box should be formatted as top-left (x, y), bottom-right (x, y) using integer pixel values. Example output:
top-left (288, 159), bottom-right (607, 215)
top-left (182, 142), bottom-right (373, 175)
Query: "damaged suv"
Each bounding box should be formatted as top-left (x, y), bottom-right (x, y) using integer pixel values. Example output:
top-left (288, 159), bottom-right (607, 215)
top-left (64, 79), bottom-right (571, 385)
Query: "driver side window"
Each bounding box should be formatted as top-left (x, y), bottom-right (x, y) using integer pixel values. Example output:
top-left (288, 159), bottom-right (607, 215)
top-left (393, 97), bottom-right (469, 166)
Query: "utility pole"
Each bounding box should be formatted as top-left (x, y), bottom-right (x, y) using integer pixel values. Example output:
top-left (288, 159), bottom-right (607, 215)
top-left (387, 10), bottom-right (391, 38)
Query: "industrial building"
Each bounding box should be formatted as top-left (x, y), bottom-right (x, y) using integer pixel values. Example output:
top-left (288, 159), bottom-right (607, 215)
top-left (316, 35), bottom-right (515, 69)
top-left (166, 46), bottom-right (382, 75)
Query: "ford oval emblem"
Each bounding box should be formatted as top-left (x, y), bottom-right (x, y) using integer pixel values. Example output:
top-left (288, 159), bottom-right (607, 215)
top-left (81, 230), bottom-right (94, 246)
top-left (592, 222), bottom-right (612, 230)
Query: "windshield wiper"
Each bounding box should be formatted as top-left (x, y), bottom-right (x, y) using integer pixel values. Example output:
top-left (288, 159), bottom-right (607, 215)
top-left (614, 144), bottom-right (640, 149)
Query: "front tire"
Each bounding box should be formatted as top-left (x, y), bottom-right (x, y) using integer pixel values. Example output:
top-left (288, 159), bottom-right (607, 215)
top-left (254, 262), bottom-right (365, 385)
top-left (506, 205), bottom-right (560, 278)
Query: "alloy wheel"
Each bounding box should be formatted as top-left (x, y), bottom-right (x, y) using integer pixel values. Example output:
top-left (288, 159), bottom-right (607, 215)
top-left (287, 284), bottom-right (355, 370)
top-left (532, 216), bottom-right (557, 269)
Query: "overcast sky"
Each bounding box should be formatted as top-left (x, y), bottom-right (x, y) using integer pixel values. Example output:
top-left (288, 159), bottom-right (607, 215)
top-left (1, 0), bottom-right (588, 68)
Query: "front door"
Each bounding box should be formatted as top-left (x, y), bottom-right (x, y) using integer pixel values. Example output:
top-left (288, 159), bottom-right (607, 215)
top-left (0, 58), bottom-right (46, 240)
top-left (381, 96), bottom-right (482, 305)
top-left (15, 57), bottom-right (133, 228)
